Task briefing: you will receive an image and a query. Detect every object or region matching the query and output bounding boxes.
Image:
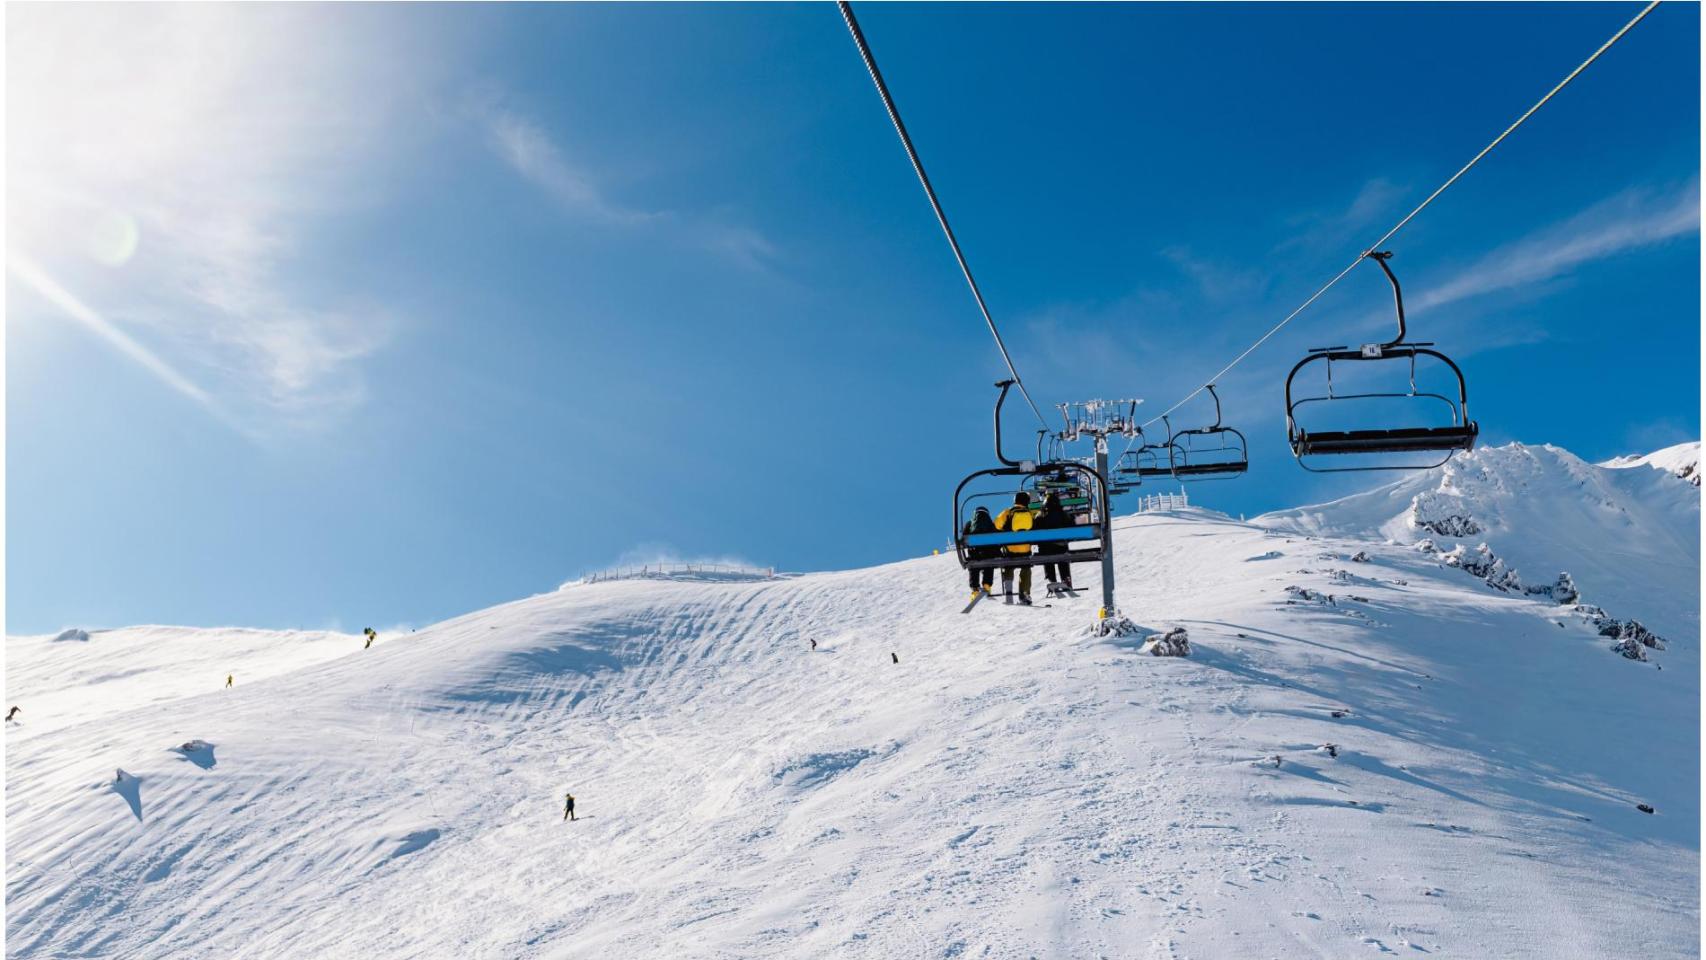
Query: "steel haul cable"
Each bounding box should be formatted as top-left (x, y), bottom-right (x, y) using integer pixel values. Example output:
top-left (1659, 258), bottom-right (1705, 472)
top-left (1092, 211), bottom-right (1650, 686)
top-left (838, 1), bottom-right (1051, 430)
top-left (1125, 0), bottom-right (1661, 460)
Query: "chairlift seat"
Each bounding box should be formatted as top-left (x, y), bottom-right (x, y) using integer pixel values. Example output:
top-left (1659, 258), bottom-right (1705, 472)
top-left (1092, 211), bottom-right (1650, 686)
top-left (1169, 459), bottom-right (1249, 478)
top-left (1293, 423), bottom-right (1477, 457)
top-left (963, 547), bottom-right (1104, 571)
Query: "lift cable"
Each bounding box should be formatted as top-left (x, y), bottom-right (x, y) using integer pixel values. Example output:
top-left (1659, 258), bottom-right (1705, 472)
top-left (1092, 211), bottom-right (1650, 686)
top-left (838, 0), bottom-right (1052, 430)
top-left (1124, 0), bottom-right (1660, 459)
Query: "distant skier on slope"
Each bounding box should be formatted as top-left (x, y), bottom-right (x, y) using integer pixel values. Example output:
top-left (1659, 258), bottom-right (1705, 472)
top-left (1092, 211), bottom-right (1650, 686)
top-left (995, 492), bottom-right (1035, 605)
top-left (364, 627), bottom-right (376, 650)
top-left (563, 792), bottom-right (576, 822)
top-left (5, 706), bottom-right (18, 721)
top-left (226, 674), bottom-right (233, 688)
top-left (1034, 493), bottom-right (1075, 596)
top-left (962, 506), bottom-right (999, 600)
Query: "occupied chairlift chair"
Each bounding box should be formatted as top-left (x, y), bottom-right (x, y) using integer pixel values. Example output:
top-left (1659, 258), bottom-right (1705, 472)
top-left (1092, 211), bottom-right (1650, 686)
top-left (1162, 384), bottom-right (1248, 481)
top-left (954, 381), bottom-right (1111, 575)
top-left (1284, 251), bottom-right (1479, 472)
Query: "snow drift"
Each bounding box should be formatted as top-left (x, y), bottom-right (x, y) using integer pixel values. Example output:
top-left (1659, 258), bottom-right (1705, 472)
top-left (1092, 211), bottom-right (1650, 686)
top-left (6, 442), bottom-right (1698, 959)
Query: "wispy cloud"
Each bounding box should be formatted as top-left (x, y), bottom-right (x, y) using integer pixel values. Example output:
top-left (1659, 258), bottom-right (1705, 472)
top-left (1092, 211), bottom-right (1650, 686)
top-left (476, 100), bottom-right (776, 270)
top-left (7, 4), bottom-right (432, 430)
top-left (1276, 177), bottom-right (1410, 256)
top-left (1413, 179), bottom-right (1700, 312)
top-left (484, 107), bottom-right (661, 228)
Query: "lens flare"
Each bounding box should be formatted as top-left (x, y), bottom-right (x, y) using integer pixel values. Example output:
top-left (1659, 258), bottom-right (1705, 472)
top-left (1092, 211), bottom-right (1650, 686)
top-left (85, 209), bottom-right (140, 265)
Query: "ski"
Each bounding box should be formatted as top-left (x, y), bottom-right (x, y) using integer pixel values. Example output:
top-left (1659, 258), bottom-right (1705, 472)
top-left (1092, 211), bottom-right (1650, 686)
top-left (960, 588), bottom-right (992, 614)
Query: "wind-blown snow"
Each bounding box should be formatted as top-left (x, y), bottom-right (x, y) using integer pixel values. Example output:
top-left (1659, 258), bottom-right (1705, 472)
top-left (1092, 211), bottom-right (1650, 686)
top-left (6, 443), bottom-right (1698, 958)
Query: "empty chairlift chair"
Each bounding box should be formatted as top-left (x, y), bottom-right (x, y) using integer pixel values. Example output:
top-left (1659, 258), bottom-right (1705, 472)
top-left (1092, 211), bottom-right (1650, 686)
top-left (1120, 430), bottom-right (1178, 481)
top-left (1162, 385), bottom-right (1249, 481)
top-left (1284, 251), bottom-right (1479, 472)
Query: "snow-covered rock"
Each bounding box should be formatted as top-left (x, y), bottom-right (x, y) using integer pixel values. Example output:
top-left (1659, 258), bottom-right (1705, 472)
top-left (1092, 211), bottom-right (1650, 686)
top-left (1142, 626), bottom-right (1190, 657)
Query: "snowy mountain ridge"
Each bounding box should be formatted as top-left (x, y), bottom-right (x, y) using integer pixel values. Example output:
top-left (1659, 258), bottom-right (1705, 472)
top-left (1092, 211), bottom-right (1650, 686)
top-left (1602, 440), bottom-right (1702, 486)
top-left (1259, 441), bottom-right (1699, 658)
top-left (6, 441), bottom-right (1699, 959)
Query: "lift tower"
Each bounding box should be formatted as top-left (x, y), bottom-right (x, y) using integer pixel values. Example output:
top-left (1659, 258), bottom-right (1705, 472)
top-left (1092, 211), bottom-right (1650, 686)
top-left (1057, 399), bottom-right (1142, 624)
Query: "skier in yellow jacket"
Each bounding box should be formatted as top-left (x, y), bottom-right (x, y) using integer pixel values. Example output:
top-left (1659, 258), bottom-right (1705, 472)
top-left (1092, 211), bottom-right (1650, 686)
top-left (995, 491), bottom-right (1035, 605)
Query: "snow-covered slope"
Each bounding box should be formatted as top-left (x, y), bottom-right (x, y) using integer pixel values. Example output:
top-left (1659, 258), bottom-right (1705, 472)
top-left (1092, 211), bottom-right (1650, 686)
top-left (1259, 442), bottom-right (1700, 648)
top-left (1603, 441), bottom-right (1702, 487)
top-left (4, 626), bottom-right (367, 736)
top-left (7, 449), bottom-right (1699, 959)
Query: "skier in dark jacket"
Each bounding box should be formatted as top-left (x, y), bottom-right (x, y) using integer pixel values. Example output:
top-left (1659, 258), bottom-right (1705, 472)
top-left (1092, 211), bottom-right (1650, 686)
top-left (962, 506), bottom-right (999, 599)
top-left (563, 792), bottom-right (576, 822)
top-left (1035, 492), bottom-right (1075, 593)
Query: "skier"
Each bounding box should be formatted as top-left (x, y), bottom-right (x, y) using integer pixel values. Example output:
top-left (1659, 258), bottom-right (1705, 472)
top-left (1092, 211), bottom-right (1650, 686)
top-left (1034, 492), bottom-right (1076, 595)
top-left (364, 627), bottom-right (376, 650)
top-left (961, 506), bottom-right (998, 600)
top-left (563, 792), bottom-right (576, 822)
top-left (5, 706), bottom-right (18, 721)
top-left (809, 638), bottom-right (817, 651)
top-left (225, 674), bottom-right (233, 689)
top-left (994, 492), bottom-right (1035, 605)
top-left (891, 652), bottom-right (899, 664)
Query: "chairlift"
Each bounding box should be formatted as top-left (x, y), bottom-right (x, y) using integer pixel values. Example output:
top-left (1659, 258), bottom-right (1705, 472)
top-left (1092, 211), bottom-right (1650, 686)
top-left (954, 381), bottom-right (1111, 575)
top-left (1284, 251), bottom-right (1478, 472)
top-left (1163, 385), bottom-right (1248, 481)
top-left (1117, 430), bottom-right (1177, 481)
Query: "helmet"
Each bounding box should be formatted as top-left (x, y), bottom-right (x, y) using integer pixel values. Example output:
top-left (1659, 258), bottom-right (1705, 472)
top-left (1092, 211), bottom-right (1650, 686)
top-left (1014, 491), bottom-right (1032, 506)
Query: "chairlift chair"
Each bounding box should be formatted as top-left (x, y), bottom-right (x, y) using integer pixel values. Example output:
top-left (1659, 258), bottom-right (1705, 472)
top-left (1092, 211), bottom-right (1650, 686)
top-left (1163, 385), bottom-right (1249, 481)
top-left (1284, 252), bottom-right (1478, 472)
top-left (953, 381), bottom-right (1112, 574)
top-left (1116, 428), bottom-right (1176, 480)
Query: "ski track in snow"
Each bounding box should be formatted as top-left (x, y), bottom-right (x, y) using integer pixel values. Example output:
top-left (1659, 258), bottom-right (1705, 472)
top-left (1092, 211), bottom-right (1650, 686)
top-left (6, 454), bottom-right (1700, 958)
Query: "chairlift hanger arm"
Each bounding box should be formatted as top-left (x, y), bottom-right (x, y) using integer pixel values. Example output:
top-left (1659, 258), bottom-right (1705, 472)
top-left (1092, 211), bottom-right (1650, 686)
top-left (1367, 251), bottom-right (1407, 348)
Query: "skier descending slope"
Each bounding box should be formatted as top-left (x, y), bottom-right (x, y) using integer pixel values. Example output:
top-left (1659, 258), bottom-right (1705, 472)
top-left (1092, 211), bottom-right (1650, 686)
top-left (563, 792), bottom-right (576, 822)
top-left (994, 493), bottom-right (1035, 605)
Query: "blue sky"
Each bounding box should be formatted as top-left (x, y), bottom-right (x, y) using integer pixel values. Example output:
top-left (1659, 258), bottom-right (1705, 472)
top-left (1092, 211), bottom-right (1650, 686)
top-left (7, 2), bottom-right (1699, 634)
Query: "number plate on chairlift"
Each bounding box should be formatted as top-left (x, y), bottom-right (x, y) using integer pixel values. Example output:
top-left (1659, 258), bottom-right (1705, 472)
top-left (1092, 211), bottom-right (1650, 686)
top-left (1360, 344), bottom-right (1384, 358)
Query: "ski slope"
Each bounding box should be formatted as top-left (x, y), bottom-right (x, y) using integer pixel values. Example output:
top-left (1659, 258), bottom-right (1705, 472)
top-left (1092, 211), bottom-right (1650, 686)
top-left (6, 443), bottom-right (1698, 959)
top-left (4, 626), bottom-right (369, 737)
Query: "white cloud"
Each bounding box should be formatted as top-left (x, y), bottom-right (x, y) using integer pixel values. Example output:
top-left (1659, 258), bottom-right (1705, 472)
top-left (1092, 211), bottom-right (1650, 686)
top-left (7, 4), bottom-right (432, 428)
top-left (1413, 179), bottom-right (1700, 312)
top-left (476, 100), bottom-right (775, 270)
top-left (484, 107), bottom-right (660, 228)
